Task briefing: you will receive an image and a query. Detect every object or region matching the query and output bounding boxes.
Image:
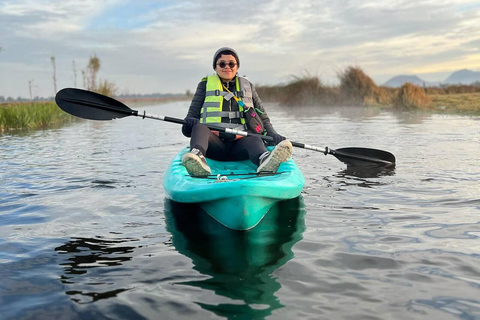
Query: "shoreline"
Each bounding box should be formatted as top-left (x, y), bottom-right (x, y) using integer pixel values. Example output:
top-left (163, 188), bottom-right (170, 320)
top-left (1, 88), bottom-right (478, 133)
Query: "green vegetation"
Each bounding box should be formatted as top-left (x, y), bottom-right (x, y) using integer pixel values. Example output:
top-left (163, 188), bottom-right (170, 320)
top-left (0, 53), bottom-right (119, 133)
top-left (430, 93), bottom-right (480, 114)
top-left (256, 66), bottom-right (480, 114)
top-left (0, 102), bottom-right (76, 133)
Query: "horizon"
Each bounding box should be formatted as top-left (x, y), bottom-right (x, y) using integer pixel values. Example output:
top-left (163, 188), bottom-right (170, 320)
top-left (1, 0), bottom-right (480, 99)
top-left (2, 68), bottom-right (478, 101)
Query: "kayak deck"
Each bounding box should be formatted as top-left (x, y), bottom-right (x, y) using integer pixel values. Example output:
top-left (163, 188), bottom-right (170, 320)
top-left (163, 147), bottom-right (305, 230)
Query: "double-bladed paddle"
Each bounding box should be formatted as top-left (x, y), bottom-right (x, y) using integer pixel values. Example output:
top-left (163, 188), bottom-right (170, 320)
top-left (55, 88), bottom-right (396, 167)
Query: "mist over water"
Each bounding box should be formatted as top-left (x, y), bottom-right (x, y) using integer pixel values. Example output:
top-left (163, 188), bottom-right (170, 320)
top-left (1, 101), bottom-right (479, 319)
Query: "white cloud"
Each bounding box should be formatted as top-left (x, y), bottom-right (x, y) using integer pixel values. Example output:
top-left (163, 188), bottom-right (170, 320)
top-left (1, 0), bottom-right (480, 98)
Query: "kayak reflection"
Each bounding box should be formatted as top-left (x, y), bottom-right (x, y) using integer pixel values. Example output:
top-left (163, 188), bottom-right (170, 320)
top-left (164, 196), bottom-right (306, 319)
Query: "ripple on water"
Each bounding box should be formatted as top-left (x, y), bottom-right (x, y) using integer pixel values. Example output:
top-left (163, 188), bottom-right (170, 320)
top-left (1, 107), bottom-right (480, 319)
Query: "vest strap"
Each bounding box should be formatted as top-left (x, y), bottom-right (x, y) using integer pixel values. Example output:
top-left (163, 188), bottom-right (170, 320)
top-left (206, 90), bottom-right (231, 97)
top-left (202, 102), bottom-right (220, 108)
top-left (208, 123), bottom-right (245, 129)
top-left (206, 111), bottom-right (242, 119)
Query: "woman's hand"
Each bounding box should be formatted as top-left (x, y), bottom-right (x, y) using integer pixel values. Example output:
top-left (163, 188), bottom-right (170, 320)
top-left (182, 117), bottom-right (199, 137)
top-left (184, 117), bottom-right (199, 129)
top-left (268, 132), bottom-right (286, 145)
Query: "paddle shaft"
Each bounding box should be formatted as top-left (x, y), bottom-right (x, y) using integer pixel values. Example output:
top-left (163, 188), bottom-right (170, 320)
top-left (63, 97), bottom-right (392, 164)
top-left (164, 115), bottom-right (394, 165)
top-left (55, 88), bottom-right (396, 166)
top-left (137, 112), bottom-right (382, 162)
top-left (136, 111), bottom-right (326, 151)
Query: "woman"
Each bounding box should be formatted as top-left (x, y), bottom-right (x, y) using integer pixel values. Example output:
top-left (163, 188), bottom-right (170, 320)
top-left (181, 47), bottom-right (292, 176)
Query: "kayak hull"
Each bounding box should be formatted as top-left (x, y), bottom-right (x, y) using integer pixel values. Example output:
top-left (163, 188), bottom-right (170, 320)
top-left (163, 147), bottom-right (305, 230)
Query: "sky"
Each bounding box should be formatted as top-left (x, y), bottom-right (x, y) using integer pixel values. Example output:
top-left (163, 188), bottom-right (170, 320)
top-left (1, 0), bottom-right (480, 99)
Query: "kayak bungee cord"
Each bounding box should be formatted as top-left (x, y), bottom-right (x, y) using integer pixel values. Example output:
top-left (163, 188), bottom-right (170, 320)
top-left (185, 172), bottom-right (284, 181)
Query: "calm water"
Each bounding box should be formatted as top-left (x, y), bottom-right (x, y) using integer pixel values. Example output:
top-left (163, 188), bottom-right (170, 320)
top-left (1, 102), bottom-right (479, 320)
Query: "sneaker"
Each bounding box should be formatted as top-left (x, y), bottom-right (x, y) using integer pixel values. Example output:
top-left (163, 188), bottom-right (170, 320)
top-left (182, 148), bottom-right (212, 177)
top-left (257, 140), bottom-right (293, 173)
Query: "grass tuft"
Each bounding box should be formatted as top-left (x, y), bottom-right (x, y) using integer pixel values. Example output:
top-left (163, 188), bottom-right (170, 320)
top-left (393, 83), bottom-right (432, 110)
top-left (0, 102), bottom-right (76, 132)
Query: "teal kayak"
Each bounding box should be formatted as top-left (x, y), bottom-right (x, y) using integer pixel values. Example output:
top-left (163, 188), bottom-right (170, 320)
top-left (163, 146), bottom-right (305, 230)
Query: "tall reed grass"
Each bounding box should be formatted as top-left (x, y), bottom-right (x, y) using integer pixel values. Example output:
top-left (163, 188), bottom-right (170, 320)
top-left (393, 83), bottom-right (432, 109)
top-left (0, 102), bottom-right (76, 132)
top-left (338, 66), bottom-right (379, 105)
top-left (256, 76), bottom-right (338, 106)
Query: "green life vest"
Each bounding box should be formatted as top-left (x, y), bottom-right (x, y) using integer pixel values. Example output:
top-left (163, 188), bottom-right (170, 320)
top-left (200, 74), bottom-right (254, 129)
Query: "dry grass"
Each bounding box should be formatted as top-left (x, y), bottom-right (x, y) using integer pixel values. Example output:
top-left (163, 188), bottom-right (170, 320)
top-left (338, 66), bottom-right (379, 105)
top-left (256, 76), bottom-right (338, 106)
top-left (393, 83), bottom-right (432, 110)
top-left (426, 85), bottom-right (480, 95)
top-left (256, 66), bottom-right (479, 113)
top-left (430, 93), bottom-right (480, 113)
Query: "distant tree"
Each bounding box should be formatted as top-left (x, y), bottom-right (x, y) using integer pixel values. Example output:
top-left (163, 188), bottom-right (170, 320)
top-left (96, 79), bottom-right (117, 96)
top-left (72, 60), bottom-right (78, 87)
top-left (85, 54), bottom-right (100, 91)
top-left (51, 56), bottom-right (57, 95)
top-left (81, 70), bottom-right (86, 88)
top-left (80, 54), bottom-right (116, 96)
top-left (28, 80), bottom-right (34, 102)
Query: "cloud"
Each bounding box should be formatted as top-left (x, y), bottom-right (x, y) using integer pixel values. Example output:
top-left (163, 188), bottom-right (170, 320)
top-left (1, 0), bottom-right (480, 98)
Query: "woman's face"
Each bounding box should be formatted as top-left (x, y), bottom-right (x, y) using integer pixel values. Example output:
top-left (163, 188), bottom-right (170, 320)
top-left (215, 54), bottom-right (238, 82)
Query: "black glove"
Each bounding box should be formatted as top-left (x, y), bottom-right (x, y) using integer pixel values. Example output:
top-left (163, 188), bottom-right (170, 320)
top-left (184, 117), bottom-right (199, 128)
top-left (268, 132), bottom-right (286, 145)
top-left (182, 117), bottom-right (199, 136)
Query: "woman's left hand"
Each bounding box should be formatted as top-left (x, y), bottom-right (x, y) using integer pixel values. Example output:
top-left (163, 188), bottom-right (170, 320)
top-left (268, 132), bottom-right (286, 145)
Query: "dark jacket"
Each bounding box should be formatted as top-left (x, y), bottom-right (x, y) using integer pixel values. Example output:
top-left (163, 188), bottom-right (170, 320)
top-left (182, 76), bottom-right (278, 138)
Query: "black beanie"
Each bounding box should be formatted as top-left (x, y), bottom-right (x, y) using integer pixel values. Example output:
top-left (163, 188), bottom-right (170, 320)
top-left (213, 47), bottom-right (240, 69)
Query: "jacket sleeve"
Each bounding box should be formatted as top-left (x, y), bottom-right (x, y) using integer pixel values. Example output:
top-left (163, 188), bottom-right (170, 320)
top-left (251, 83), bottom-right (277, 135)
top-left (182, 80), bottom-right (207, 137)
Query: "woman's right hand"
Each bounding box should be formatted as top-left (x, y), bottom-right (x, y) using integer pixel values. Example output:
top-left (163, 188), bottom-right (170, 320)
top-left (182, 117), bottom-right (199, 137)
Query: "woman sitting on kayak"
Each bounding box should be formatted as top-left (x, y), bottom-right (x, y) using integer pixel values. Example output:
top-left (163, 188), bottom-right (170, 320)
top-left (181, 47), bottom-right (293, 177)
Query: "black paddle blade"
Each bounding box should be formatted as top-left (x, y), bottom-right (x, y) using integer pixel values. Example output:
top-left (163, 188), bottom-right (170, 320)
top-left (331, 147), bottom-right (396, 167)
top-left (55, 88), bottom-right (136, 120)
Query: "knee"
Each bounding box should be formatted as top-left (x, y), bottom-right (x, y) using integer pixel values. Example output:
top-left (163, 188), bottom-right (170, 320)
top-left (192, 123), bottom-right (210, 135)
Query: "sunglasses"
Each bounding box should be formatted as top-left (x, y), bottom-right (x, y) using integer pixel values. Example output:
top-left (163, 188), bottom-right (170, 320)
top-left (217, 61), bottom-right (237, 69)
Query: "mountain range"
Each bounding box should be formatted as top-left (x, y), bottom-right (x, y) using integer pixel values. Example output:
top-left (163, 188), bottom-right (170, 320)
top-left (383, 69), bottom-right (480, 87)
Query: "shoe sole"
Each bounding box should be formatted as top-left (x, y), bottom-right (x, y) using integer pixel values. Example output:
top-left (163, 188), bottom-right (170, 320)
top-left (257, 140), bottom-right (293, 173)
top-left (182, 153), bottom-right (212, 177)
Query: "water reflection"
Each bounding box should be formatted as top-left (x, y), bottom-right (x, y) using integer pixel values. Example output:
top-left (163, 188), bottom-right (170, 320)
top-left (407, 297), bottom-right (480, 318)
top-left (55, 236), bottom-right (138, 304)
top-left (341, 165), bottom-right (396, 179)
top-left (329, 165), bottom-right (396, 189)
top-left (164, 197), bottom-right (306, 319)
